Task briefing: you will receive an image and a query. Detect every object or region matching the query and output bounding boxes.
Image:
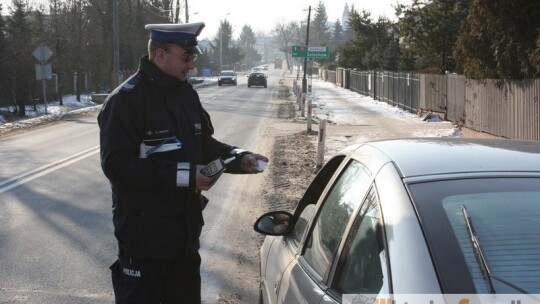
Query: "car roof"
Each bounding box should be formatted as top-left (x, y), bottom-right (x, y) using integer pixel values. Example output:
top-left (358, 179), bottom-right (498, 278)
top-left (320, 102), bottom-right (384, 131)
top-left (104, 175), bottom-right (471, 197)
top-left (350, 138), bottom-right (540, 178)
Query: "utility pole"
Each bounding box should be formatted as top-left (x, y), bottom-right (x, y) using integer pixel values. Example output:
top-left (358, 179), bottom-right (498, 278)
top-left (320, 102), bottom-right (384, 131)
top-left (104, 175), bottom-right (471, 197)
top-left (113, 0), bottom-right (121, 87)
top-left (219, 27), bottom-right (222, 71)
top-left (302, 6), bottom-right (311, 94)
top-left (185, 0), bottom-right (189, 22)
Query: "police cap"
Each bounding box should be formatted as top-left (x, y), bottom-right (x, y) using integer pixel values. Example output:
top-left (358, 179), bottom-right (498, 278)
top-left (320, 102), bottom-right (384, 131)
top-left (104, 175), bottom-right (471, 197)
top-left (145, 22), bottom-right (205, 54)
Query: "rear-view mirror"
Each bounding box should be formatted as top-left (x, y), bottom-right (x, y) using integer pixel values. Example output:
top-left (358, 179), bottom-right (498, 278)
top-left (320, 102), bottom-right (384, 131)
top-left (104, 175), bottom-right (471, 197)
top-left (254, 211), bottom-right (292, 236)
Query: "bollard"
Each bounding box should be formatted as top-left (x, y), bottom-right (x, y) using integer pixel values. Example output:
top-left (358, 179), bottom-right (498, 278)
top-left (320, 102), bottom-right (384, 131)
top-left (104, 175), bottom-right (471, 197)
top-left (316, 120), bottom-right (326, 169)
top-left (300, 93), bottom-right (305, 117)
top-left (307, 97), bottom-right (312, 132)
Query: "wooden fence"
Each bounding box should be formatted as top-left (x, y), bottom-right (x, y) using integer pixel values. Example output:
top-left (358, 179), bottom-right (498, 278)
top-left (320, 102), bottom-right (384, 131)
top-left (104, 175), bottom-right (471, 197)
top-left (323, 69), bottom-right (540, 140)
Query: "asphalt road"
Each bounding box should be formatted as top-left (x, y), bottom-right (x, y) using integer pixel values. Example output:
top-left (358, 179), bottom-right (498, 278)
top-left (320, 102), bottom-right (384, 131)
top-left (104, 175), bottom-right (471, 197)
top-left (0, 68), bottom-right (280, 303)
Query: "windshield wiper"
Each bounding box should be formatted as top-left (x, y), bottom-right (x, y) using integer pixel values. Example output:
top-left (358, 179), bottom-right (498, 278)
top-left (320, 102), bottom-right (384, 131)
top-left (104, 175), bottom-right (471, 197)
top-left (461, 205), bottom-right (532, 295)
top-left (462, 205), bottom-right (496, 293)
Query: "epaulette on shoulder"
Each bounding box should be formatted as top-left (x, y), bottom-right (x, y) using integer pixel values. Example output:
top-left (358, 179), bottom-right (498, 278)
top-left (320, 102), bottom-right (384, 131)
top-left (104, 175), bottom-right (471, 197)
top-left (120, 73), bottom-right (142, 92)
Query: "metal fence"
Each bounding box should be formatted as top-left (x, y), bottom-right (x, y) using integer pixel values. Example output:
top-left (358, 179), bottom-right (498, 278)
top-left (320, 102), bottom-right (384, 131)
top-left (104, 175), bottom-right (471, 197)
top-left (333, 70), bottom-right (420, 114)
top-left (322, 68), bottom-right (540, 140)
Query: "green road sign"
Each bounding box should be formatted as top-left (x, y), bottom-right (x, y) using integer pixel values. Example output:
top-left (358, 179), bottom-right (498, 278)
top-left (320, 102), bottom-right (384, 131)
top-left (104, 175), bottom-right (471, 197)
top-left (292, 46), bottom-right (330, 58)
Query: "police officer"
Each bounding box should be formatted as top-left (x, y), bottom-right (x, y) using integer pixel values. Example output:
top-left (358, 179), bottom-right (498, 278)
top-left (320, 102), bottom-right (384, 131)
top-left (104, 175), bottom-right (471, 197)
top-left (98, 22), bottom-right (268, 303)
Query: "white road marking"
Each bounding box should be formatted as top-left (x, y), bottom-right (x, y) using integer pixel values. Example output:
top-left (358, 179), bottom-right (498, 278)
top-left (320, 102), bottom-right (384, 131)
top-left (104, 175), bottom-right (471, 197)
top-left (0, 145), bottom-right (100, 194)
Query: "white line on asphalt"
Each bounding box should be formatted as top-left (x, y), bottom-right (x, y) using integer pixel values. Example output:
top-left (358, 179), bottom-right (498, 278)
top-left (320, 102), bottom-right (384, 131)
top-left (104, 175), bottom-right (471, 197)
top-left (0, 145), bottom-right (100, 194)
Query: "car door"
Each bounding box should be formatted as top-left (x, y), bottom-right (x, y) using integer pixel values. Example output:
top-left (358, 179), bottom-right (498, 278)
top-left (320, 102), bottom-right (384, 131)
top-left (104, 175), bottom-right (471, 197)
top-left (260, 156), bottom-right (346, 304)
top-left (277, 159), bottom-right (374, 304)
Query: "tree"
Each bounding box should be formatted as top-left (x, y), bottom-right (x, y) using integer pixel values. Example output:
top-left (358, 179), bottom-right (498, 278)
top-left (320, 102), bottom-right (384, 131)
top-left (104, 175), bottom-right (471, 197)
top-left (532, 36), bottom-right (540, 73)
top-left (0, 3), bottom-right (9, 100)
top-left (455, 0), bottom-right (540, 79)
top-left (337, 9), bottom-right (396, 70)
top-left (397, 0), bottom-right (470, 73)
top-left (238, 25), bottom-right (257, 69)
top-left (382, 37), bottom-right (400, 71)
top-left (272, 21), bottom-right (299, 70)
top-left (310, 1), bottom-right (330, 46)
top-left (212, 20), bottom-right (243, 70)
top-left (331, 19), bottom-right (344, 46)
top-left (5, 0), bottom-right (34, 116)
top-left (0, 0), bottom-right (189, 106)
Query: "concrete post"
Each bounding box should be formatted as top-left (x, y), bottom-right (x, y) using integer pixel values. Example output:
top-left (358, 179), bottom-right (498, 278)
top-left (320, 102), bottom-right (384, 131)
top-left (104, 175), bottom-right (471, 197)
top-left (316, 119), bottom-right (326, 169)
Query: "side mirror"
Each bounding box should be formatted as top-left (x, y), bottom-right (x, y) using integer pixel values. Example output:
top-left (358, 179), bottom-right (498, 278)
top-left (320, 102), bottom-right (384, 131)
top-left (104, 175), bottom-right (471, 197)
top-left (254, 211), bottom-right (292, 236)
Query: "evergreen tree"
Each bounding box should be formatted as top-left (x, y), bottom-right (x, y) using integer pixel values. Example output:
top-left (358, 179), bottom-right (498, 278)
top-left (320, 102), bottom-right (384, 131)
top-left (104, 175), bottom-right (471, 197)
top-left (331, 19), bottom-right (344, 46)
top-left (455, 0), bottom-right (540, 79)
top-left (383, 36), bottom-right (400, 71)
top-left (397, 0), bottom-right (470, 73)
top-left (212, 20), bottom-right (243, 70)
top-left (342, 3), bottom-right (355, 42)
top-left (337, 8), bottom-right (396, 70)
top-left (532, 36), bottom-right (540, 73)
top-left (310, 1), bottom-right (331, 46)
top-left (0, 4), bottom-right (8, 101)
top-left (239, 25), bottom-right (257, 69)
top-left (5, 0), bottom-right (33, 116)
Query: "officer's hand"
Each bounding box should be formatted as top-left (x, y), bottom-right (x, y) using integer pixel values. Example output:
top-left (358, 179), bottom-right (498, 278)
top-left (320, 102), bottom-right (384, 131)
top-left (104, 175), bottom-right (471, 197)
top-left (195, 165), bottom-right (214, 191)
top-left (239, 153), bottom-right (269, 174)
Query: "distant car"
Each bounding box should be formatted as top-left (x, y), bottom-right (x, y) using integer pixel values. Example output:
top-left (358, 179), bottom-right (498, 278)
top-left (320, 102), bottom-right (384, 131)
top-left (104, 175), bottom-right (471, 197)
top-left (218, 70), bottom-right (237, 86)
top-left (254, 138), bottom-right (540, 304)
top-left (262, 65), bottom-right (268, 70)
top-left (247, 72), bottom-right (267, 88)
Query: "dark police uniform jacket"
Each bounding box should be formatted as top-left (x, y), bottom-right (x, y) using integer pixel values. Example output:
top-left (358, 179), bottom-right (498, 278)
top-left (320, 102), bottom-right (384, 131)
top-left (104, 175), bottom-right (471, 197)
top-left (98, 56), bottom-right (246, 259)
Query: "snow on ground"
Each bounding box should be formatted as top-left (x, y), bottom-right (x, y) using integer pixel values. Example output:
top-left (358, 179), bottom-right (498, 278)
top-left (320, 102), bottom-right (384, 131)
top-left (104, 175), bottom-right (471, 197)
top-left (296, 77), bottom-right (462, 158)
top-left (0, 79), bottom-right (218, 133)
top-left (0, 94), bottom-right (100, 133)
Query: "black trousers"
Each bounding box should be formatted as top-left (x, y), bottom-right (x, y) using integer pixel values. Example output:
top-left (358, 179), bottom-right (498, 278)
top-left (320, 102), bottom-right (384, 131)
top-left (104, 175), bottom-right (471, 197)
top-left (110, 253), bottom-right (201, 304)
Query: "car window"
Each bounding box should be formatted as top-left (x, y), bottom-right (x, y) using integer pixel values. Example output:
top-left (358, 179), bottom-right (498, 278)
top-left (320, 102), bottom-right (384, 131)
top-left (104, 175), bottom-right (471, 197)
top-left (292, 155), bottom-right (346, 219)
top-left (410, 177), bottom-right (540, 294)
top-left (333, 187), bottom-right (388, 295)
top-left (302, 160), bottom-right (372, 278)
top-left (444, 192), bottom-right (540, 294)
top-left (292, 204), bottom-right (316, 247)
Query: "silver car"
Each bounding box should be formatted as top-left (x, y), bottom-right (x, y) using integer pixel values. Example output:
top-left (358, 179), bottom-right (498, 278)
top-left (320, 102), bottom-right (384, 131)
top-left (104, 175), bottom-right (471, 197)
top-left (217, 70), bottom-right (237, 86)
top-left (255, 138), bottom-right (540, 304)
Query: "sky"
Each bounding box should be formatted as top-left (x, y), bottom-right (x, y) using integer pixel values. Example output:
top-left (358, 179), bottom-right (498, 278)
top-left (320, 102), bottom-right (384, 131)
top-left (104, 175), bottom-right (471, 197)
top-left (1, 0), bottom-right (411, 40)
top-left (190, 0), bottom-right (410, 40)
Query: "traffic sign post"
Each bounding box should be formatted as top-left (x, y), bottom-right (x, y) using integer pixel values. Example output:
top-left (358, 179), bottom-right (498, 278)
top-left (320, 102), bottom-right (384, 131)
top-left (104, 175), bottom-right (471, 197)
top-left (33, 43), bottom-right (53, 114)
top-left (293, 46), bottom-right (330, 94)
top-left (32, 44), bottom-right (53, 62)
top-left (35, 63), bottom-right (52, 80)
top-left (292, 46), bottom-right (330, 58)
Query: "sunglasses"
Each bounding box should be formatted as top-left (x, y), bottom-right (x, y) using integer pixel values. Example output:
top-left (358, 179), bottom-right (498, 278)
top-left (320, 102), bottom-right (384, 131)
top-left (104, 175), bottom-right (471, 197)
top-left (165, 50), bottom-right (198, 63)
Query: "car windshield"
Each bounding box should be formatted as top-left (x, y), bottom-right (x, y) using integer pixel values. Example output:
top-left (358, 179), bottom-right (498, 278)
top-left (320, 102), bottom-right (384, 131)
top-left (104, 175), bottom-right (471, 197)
top-left (221, 71), bottom-right (235, 76)
top-left (250, 73), bottom-right (264, 77)
top-left (409, 177), bottom-right (540, 294)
